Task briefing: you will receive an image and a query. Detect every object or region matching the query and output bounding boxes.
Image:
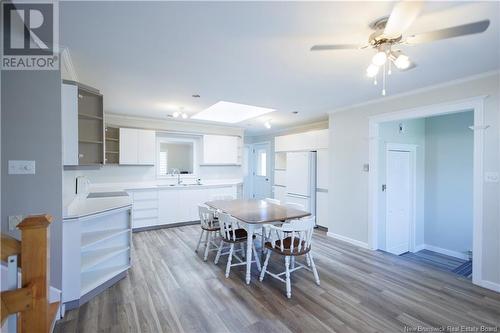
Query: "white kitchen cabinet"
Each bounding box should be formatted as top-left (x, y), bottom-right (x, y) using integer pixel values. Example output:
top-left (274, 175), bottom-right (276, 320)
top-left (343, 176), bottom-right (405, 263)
top-left (62, 206), bottom-right (131, 309)
top-left (62, 81), bottom-right (104, 166)
top-left (316, 191), bottom-right (328, 227)
top-left (137, 129), bottom-right (156, 164)
top-left (158, 190), bottom-right (179, 225)
top-left (316, 149), bottom-right (329, 190)
top-left (275, 129), bottom-right (329, 152)
top-left (202, 135), bottom-right (240, 165)
top-left (274, 170), bottom-right (286, 186)
top-left (119, 128), bottom-right (155, 165)
top-left (62, 83), bottom-right (79, 166)
top-left (179, 188), bottom-right (211, 222)
top-left (273, 185), bottom-right (286, 203)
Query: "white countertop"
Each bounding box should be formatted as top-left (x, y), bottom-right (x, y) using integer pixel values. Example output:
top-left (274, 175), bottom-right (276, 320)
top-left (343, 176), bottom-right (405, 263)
top-left (88, 179), bottom-right (243, 193)
top-left (64, 195), bottom-right (132, 220)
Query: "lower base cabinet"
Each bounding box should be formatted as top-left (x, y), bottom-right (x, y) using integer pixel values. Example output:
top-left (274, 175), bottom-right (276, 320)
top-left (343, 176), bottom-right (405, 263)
top-left (131, 185), bottom-right (237, 229)
top-left (62, 206), bottom-right (132, 311)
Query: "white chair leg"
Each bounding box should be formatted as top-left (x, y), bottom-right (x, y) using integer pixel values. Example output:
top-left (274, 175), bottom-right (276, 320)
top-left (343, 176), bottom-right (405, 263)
top-left (240, 243), bottom-right (246, 259)
top-left (285, 256), bottom-right (291, 298)
top-left (308, 252), bottom-right (320, 286)
top-left (203, 231), bottom-right (212, 261)
top-left (225, 243), bottom-right (234, 278)
top-left (259, 250), bottom-right (271, 281)
top-left (252, 241), bottom-right (261, 271)
top-left (202, 229), bottom-right (209, 259)
top-left (305, 253), bottom-right (311, 267)
top-left (195, 230), bottom-right (204, 253)
top-left (214, 239), bottom-right (224, 264)
top-left (291, 256), bottom-right (295, 269)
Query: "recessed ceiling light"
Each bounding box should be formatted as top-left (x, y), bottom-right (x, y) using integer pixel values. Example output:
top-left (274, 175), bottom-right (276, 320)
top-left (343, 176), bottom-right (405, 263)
top-left (191, 101), bottom-right (275, 124)
top-left (264, 121), bottom-right (272, 129)
top-left (181, 113), bottom-right (188, 119)
top-left (172, 111), bottom-right (180, 118)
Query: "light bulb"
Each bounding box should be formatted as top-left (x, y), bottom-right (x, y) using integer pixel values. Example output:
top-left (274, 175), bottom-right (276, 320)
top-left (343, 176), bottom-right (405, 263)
top-left (181, 113), bottom-right (188, 119)
top-left (372, 51), bottom-right (387, 66)
top-left (172, 112), bottom-right (180, 118)
top-left (264, 121), bottom-right (271, 129)
top-left (366, 64), bottom-right (379, 78)
top-left (394, 54), bottom-right (410, 69)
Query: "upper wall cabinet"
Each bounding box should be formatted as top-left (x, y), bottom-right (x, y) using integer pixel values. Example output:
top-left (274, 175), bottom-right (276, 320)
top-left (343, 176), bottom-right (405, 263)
top-left (275, 129), bottom-right (329, 152)
top-left (119, 128), bottom-right (156, 165)
top-left (62, 81), bottom-right (104, 166)
top-left (202, 135), bottom-right (241, 165)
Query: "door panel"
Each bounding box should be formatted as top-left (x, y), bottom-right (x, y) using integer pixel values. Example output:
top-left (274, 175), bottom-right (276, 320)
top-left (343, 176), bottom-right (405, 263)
top-left (386, 150), bottom-right (411, 255)
top-left (252, 143), bottom-right (271, 199)
top-left (119, 128), bottom-right (138, 164)
top-left (286, 152), bottom-right (311, 196)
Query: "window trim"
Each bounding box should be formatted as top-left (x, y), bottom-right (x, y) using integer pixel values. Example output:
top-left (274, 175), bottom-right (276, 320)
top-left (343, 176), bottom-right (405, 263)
top-left (156, 135), bottom-right (199, 179)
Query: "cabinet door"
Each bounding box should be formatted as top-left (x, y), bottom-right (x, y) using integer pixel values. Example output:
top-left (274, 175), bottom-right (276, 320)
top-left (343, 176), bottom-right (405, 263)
top-left (158, 190), bottom-right (180, 224)
top-left (316, 191), bottom-right (329, 227)
top-left (316, 149), bottom-right (329, 190)
top-left (62, 84), bottom-right (79, 166)
top-left (273, 186), bottom-right (286, 202)
top-left (137, 129), bottom-right (156, 165)
top-left (119, 128), bottom-right (138, 164)
top-left (203, 135), bottom-right (239, 164)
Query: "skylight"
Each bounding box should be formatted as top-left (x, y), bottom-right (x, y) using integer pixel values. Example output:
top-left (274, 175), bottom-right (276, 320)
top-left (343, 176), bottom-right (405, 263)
top-left (191, 101), bottom-right (275, 124)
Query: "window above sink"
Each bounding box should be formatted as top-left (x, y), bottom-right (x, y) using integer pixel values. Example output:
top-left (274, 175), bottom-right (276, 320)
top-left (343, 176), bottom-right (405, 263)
top-left (156, 134), bottom-right (199, 179)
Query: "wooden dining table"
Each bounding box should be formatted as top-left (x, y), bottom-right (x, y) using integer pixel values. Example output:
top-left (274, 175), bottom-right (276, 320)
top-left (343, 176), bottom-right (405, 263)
top-left (205, 199), bottom-right (311, 284)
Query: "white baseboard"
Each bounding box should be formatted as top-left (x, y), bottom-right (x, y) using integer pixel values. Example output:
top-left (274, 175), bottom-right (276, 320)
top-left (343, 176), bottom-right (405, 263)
top-left (413, 244), bottom-right (426, 252)
top-left (476, 279), bottom-right (500, 293)
top-left (326, 232), bottom-right (369, 249)
top-left (418, 244), bottom-right (469, 260)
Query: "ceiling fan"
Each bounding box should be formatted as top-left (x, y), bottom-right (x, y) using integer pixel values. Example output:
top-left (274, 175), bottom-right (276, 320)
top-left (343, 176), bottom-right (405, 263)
top-left (311, 1), bottom-right (490, 95)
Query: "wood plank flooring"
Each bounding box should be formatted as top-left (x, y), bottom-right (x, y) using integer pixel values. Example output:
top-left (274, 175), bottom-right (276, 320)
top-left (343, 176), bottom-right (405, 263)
top-left (54, 225), bottom-right (500, 333)
top-left (400, 249), bottom-right (468, 274)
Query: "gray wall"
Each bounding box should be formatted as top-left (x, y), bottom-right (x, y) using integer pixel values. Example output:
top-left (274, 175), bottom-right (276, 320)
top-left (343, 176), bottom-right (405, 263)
top-left (424, 111), bottom-right (474, 254)
top-left (1, 70), bottom-right (63, 289)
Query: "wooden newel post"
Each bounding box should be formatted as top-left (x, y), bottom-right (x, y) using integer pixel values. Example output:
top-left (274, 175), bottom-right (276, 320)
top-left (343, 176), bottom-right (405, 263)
top-left (17, 214), bottom-right (52, 333)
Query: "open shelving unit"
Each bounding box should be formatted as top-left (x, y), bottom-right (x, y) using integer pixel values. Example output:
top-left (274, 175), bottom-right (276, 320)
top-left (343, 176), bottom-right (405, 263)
top-left (77, 86), bottom-right (104, 165)
top-left (105, 126), bottom-right (120, 164)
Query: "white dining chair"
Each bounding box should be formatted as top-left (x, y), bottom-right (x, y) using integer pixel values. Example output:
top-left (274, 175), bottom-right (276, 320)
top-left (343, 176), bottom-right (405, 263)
top-left (264, 198), bottom-right (281, 205)
top-left (195, 205), bottom-right (221, 261)
top-left (259, 216), bottom-right (320, 298)
top-left (285, 202), bottom-right (305, 211)
top-left (214, 212), bottom-right (261, 278)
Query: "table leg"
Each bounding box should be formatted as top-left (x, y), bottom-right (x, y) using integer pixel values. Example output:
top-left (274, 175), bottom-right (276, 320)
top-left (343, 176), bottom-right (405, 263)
top-left (261, 226), bottom-right (266, 256)
top-left (245, 223), bottom-right (254, 284)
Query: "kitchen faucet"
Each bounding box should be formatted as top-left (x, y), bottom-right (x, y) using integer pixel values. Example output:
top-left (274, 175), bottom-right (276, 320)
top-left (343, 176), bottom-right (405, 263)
top-left (170, 168), bottom-right (182, 184)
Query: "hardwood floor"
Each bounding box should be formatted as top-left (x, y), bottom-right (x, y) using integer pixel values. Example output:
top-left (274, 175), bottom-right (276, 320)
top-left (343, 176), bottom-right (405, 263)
top-left (400, 249), bottom-right (470, 276)
top-left (55, 225), bottom-right (500, 333)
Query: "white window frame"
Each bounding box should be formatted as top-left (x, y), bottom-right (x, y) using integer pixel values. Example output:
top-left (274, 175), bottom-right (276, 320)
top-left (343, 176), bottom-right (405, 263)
top-left (156, 135), bottom-right (199, 179)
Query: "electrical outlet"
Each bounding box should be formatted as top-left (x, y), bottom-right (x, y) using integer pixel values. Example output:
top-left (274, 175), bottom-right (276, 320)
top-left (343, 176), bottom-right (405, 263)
top-left (485, 172), bottom-right (499, 183)
top-left (8, 215), bottom-right (24, 230)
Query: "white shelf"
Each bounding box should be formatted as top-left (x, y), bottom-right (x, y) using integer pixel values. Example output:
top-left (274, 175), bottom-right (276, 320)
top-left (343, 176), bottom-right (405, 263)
top-left (81, 246), bottom-right (130, 272)
top-left (81, 228), bottom-right (129, 250)
top-left (81, 265), bottom-right (129, 296)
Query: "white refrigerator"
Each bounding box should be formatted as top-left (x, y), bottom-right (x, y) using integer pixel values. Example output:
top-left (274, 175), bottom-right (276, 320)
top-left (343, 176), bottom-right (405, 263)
top-left (285, 152), bottom-right (316, 217)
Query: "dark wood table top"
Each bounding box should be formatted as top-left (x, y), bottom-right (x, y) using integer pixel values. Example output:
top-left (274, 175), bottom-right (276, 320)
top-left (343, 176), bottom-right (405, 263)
top-left (205, 199), bottom-right (310, 224)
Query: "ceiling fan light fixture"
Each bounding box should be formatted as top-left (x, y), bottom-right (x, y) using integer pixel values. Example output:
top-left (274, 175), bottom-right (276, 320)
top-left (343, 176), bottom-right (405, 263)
top-left (394, 54), bottom-right (410, 69)
top-left (366, 64), bottom-right (379, 78)
top-left (372, 51), bottom-right (387, 66)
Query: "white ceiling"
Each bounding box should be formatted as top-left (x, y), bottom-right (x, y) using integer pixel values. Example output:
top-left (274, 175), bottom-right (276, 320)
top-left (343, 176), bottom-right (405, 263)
top-left (60, 1), bottom-right (500, 135)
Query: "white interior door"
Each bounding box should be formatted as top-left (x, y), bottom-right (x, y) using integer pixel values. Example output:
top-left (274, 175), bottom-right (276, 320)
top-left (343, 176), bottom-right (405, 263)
top-left (252, 143), bottom-right (271, 199)
top-left (386, 150), bottom-right (412, 255)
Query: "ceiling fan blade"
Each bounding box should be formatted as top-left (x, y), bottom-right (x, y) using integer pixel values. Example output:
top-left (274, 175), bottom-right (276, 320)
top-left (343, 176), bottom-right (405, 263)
top-left (310, 44), bottom-right (362, 51)
top-left (384, 0), bottom-right (424, 39)
top-left (406, 20), bottom-right (490, 44)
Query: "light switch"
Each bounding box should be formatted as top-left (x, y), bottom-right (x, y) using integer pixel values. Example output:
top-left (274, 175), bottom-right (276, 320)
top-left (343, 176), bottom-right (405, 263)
top-left (8, 160), bottom-right (35, 175)
top-left (484, 172), bottom-right (499, 183)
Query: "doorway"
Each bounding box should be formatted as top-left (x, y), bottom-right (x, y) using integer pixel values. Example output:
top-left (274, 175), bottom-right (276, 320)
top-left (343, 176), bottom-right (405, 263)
top-left (250, 142), bottom-right (271, 199)
top-left (368, 97), bottom-right (485, 286)
top-left (385, 144), bottom-right (416, 255)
